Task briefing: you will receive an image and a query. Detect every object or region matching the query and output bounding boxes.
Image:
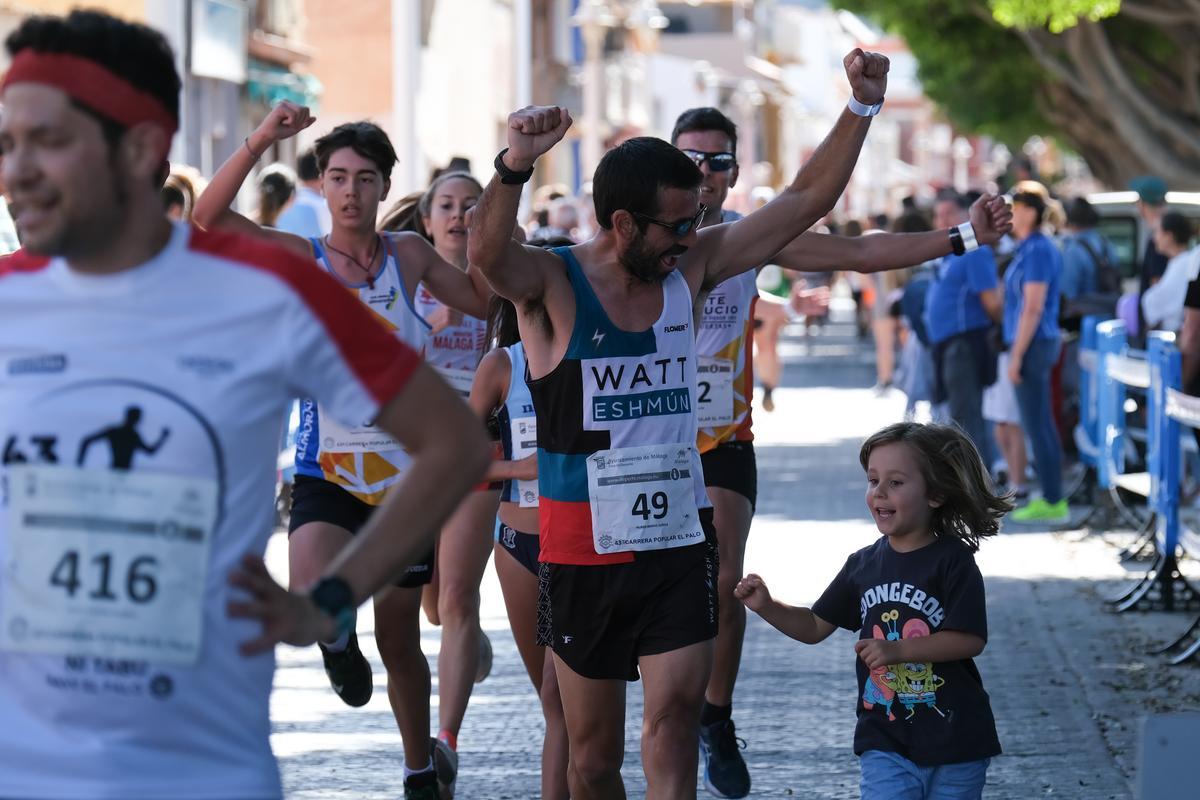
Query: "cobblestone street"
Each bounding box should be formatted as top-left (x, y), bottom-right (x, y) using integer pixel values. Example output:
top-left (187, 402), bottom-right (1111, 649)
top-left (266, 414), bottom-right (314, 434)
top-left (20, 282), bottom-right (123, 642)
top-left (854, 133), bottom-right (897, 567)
top-left (268, 308), bottom-right (1200, 798)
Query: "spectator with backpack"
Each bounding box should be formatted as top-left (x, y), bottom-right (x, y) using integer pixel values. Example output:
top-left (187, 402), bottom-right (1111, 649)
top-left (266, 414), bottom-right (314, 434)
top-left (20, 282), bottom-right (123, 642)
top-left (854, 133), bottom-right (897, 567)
top-left (1060, 198), bottom-right (1119, 304)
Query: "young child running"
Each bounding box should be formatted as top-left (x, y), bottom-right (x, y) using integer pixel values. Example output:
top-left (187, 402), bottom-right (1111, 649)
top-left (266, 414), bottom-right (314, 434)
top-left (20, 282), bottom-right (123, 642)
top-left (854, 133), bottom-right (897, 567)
top-left (736, 422), bottom-right (1012, 799)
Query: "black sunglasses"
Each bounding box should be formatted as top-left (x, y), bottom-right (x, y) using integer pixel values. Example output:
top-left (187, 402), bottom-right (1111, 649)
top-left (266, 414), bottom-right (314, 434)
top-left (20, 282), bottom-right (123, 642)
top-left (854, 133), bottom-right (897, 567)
top-left (631, 205), bottom-right (708, 238)
top-left (681, 149), bottom-right (736, 172)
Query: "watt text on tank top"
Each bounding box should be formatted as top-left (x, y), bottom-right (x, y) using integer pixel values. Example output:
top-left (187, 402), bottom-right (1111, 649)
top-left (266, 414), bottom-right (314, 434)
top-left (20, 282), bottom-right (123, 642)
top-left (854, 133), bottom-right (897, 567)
top-left (530, 247), bottom-right (711, 566)
top-left (294, 235), bottom-right (431, 505)
top-left (696, 209), bottom-right (757, 452)
top-left (414, 282), bottom-right (488, 396)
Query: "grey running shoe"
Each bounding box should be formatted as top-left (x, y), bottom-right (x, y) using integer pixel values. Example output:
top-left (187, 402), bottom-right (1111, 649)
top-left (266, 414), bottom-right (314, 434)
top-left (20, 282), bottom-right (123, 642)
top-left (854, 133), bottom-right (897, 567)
top-left (432, 736), bottom-right (458, 799)
top-left (475, 631), bottom-right (493, 683)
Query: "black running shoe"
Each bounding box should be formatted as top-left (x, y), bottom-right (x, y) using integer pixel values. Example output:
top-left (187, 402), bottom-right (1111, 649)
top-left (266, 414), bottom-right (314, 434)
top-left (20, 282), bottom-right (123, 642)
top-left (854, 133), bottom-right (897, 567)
top-left (403, 768), bottom-right (440, 800)
top-left (318, 630), bottom-right (373, 707)
top-left (699, 718), bottom-right (750, 798)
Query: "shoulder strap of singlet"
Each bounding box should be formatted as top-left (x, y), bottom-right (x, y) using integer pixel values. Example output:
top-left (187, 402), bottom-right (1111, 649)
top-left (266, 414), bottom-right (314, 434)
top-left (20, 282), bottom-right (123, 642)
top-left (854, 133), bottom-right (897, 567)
top-left (309, 236), bottom-right (331, 270)
top-left (381, 233), bottom-right (427, 326)
top-left (550, 245), bottom-right (602, 343)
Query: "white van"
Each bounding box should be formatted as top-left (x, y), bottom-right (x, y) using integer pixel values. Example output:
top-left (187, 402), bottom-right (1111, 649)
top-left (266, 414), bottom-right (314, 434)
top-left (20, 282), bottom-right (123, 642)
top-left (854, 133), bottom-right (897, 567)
top-left (1087, 191), bottom-right (1200, 279)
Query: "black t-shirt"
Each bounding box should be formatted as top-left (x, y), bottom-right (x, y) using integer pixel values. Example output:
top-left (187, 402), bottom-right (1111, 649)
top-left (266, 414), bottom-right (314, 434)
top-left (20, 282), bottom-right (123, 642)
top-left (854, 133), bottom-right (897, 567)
top-left (812, 535), bottom-right (1001, 766)
top-left (1186, 275), bottom-right (1200, 311)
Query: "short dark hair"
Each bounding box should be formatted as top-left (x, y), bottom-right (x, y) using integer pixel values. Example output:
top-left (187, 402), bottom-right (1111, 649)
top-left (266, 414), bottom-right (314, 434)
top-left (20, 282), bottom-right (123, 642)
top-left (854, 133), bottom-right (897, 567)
top-left (592, 137), bottom-right (702, 230)
top-left (935, 188), bottom-right (968, 210)
top-left (1011, 191), bottom-right (1046, 225)
top-left (670, 107), bottom-right (738, 155)
top-left (296, 149), bottom-right (320, 182)
top-left (5, 10), bottom-right (181, 138)
top-left (1161, 212), bottom-right (1195, 247)
top-left (314, 122), bottom-right (398, 182)
top-left (1065, 197), bottom-right (1099, 228)
top-left (892, 211), bottom-right (932, 234)
top-left (860, 422), bottom-right (1013, 552)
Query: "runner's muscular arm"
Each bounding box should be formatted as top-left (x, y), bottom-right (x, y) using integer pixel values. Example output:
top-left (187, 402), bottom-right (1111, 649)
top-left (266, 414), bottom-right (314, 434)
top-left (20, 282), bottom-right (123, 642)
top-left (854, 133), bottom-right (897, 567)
top-left (770, 196), bottom-right (1013, 274)
top-left (393, 232), bottom-right (490, 318)
top-left (229, 364), bottom-right (490, 653)
top-left (192, 102), bottom-right (315, 258)
top-left (682, 50), bottom-right (888, 294)
top-left (468, 107), bottom-right (573, 306)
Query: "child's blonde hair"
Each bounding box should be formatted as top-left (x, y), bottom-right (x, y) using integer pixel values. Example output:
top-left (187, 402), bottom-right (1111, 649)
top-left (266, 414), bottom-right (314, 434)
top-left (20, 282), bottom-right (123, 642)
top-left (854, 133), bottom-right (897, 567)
top-left (859, 422), bottom-right (1014, 552)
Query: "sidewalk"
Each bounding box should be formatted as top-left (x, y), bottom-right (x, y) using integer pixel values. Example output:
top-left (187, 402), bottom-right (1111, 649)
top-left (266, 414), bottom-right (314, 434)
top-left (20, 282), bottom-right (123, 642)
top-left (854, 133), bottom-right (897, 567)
top-left (269, 310), bottom-right (1200, 798)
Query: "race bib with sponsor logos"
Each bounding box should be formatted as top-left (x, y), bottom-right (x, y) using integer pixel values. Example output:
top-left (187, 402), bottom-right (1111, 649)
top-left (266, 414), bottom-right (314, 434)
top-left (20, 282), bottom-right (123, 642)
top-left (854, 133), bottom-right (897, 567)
top-left (508, 416), bottom-right (539, 508)
top-left (2, 464), bottom-right (217, 665)
top-left (585, 443), bottom-right (703, 554)
top-left (696, 356), bottom-right (735, 428)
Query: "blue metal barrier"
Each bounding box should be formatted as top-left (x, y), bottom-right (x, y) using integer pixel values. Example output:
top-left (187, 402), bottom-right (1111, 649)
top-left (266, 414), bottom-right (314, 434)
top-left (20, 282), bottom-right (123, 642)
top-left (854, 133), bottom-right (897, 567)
top-left (1103, 331), bottom-right (1199, 613)
top-left (1150, 344), bottom-right (1200, 663)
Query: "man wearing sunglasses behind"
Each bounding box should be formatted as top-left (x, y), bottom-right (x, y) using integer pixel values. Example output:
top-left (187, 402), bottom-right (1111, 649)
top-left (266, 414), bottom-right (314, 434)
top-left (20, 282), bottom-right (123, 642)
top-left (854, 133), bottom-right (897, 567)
top-left (674, 108), bottom-right (1013, 799)
top-left (469, 50), bottom-right (888, 799)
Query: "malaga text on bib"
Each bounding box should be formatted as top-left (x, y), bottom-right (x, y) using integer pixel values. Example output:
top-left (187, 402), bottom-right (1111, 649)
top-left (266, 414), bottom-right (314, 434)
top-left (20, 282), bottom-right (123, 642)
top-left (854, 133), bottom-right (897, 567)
top-left (508, 416), bottom-right (539, 508)
top-left (585, 443), bottom-right (703, 554)
top-left (2, 464), bottom-right (218, 665)
top-left (696, 355), bottom-right (735, 428)
top-left (317, 406), bottom-right (402, 453)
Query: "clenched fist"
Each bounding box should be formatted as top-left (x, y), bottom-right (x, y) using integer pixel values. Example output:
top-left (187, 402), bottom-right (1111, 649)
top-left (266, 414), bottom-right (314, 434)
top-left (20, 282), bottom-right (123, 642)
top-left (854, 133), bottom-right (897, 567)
top-left (967, 193), bottom-right (1014, 246)
top-left (843, 48), bottom-right (889, 106)
top-left (252, 101), bottom-right (316, 147)
top-left (504, 106), bottom-right (573, 172)
top-left (734, 573), bottom-right (773, 613)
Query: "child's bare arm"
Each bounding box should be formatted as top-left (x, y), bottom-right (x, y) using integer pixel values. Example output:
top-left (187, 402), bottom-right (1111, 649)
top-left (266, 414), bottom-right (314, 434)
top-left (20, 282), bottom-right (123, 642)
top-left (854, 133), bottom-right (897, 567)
top-left (735, 574), bottom-right (838, 645)
top-left (854, 630), bottom-right (985, 670)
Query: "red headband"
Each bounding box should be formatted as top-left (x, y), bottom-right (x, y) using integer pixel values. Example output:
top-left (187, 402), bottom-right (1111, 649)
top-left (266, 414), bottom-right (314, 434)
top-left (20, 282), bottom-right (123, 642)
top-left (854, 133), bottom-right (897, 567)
top-left (1, 49), bottom-right (177, 137)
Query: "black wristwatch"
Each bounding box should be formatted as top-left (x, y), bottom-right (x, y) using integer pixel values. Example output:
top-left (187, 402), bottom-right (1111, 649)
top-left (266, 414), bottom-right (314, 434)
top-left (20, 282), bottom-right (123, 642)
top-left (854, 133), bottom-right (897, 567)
top-left (309, 576), bottom-right (356, 638)
top-left (494, 148), bottom-right (535, 185)
top-left (948, 226), bottom-right (966, 256)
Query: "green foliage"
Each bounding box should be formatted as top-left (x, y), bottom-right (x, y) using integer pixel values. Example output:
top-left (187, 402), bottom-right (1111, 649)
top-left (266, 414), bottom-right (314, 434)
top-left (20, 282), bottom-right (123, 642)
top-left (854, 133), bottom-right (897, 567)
top-left (989, 0), bottom-right (1121, 33)
top-left (833, 0), bottom-right (1050, 146)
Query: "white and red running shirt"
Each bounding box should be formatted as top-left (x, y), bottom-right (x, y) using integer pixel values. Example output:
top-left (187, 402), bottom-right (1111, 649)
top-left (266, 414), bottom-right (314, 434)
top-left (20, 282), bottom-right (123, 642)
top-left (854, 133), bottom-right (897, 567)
top-left (0, 223), bottom-right (419, 799)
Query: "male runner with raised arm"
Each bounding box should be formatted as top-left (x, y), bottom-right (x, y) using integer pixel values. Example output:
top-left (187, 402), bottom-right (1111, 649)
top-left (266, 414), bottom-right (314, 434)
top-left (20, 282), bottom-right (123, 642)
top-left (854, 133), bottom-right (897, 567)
top-left (469, 49), bottom-right (889, 800)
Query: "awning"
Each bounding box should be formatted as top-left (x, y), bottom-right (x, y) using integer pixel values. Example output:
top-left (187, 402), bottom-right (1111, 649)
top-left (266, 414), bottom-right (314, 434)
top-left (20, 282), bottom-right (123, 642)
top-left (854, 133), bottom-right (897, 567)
top-left (246, 59), bottom-right (322, 110)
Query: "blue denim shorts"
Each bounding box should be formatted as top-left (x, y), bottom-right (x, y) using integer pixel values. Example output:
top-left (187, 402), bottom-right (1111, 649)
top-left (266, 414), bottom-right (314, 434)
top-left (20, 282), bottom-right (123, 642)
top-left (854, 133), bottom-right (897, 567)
top-left (860, 750), bottom-right (990, 800)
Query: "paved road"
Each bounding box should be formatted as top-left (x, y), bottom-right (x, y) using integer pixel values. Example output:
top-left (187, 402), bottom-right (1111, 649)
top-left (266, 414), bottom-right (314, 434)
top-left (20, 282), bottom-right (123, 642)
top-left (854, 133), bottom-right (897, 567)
top-left (269, 308), bottom-right (1200, 798)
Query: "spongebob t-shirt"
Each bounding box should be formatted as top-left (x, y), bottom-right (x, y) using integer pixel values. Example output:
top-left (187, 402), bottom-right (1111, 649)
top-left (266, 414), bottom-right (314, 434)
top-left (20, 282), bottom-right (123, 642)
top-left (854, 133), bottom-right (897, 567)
top-left (812, 535), bottom-right (1001, 766)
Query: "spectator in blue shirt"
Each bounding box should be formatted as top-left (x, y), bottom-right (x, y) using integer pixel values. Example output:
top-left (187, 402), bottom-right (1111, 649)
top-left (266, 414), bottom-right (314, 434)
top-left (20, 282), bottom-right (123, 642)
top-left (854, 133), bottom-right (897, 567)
top-left (1059, 197), bottom-right (1117, 300)
top-left (1005, 191), bottom-right (1066, 524)
top-left (275, 149), bottom-right (332, 238)
top-left (925, 190), bottom-right (1002, 464)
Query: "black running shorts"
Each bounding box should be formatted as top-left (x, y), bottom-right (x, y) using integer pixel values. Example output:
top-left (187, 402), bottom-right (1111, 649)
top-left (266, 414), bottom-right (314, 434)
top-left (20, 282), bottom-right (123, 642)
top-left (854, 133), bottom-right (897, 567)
top-left (288, 475), bottom-right (434, 588)
top-left (536, 508), bottom-right (718, 681)
top-left (701, 440), bottom-right (757, 509)
top-left (496, 521), bottom-right (540, 577)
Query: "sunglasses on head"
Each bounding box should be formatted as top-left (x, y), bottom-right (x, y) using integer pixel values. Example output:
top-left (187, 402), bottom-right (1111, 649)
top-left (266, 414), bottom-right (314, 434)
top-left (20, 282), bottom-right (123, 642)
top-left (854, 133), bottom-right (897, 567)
top-left (631, 205), bottom-right (708, 238)
top-left (681, 149), bottom-right (736, 172)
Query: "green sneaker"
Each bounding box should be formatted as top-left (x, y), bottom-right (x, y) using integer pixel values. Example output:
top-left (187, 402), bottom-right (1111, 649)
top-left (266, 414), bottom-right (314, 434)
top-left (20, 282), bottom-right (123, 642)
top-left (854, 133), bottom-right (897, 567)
top-left (1011, 498), bottom-right (1069, 524)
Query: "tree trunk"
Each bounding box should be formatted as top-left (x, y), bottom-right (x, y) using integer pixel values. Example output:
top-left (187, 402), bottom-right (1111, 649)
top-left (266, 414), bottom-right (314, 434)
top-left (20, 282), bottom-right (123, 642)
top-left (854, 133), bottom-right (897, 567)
top-left (1018, 13), bottom-right (1200, 189)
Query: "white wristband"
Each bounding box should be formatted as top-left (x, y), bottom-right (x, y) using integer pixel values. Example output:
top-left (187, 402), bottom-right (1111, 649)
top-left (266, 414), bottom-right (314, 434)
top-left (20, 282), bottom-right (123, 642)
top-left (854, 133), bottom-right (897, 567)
top-left (847, 95), bottom-right (884, 117)
top-left (956, 222), bottom-right (979, 252)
